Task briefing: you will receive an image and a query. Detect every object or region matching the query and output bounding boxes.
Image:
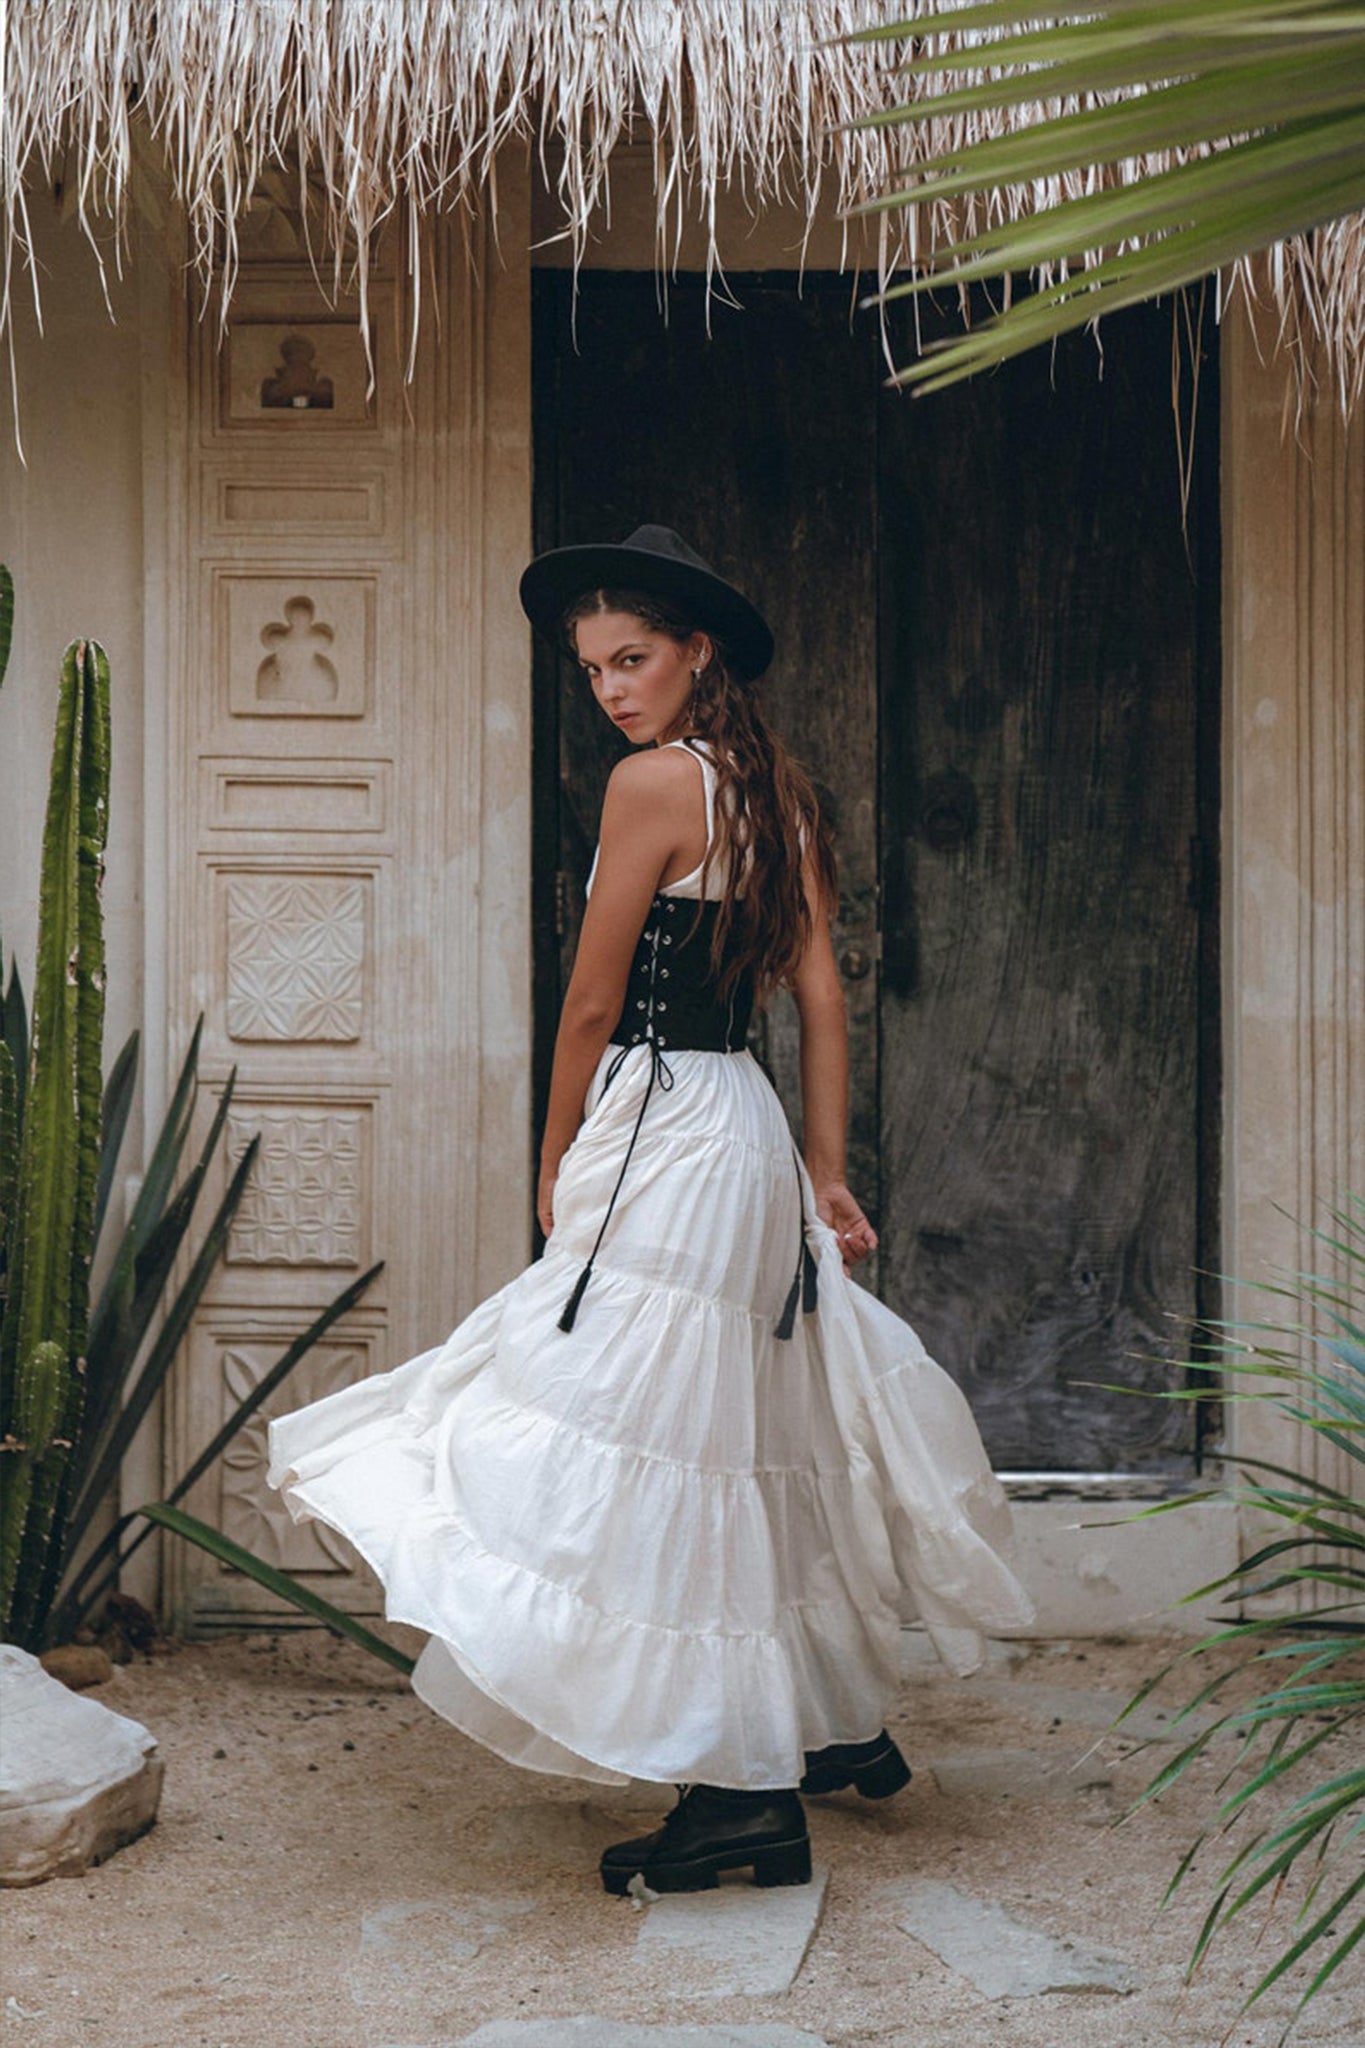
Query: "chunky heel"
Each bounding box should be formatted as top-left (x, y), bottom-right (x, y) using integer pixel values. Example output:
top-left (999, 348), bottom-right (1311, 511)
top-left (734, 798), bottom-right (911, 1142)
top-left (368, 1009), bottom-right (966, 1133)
top-left (752, 1837), bottom-right (813, 1888)
top-left (854, 1748), bottom-right (913, 1800)
top-left (800, 1730), bottom-right (912, 1800)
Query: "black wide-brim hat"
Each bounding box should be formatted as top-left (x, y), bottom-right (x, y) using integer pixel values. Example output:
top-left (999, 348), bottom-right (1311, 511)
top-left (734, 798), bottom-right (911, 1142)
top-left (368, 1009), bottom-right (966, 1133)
top-left (519, 524), bottom-right (774, 682)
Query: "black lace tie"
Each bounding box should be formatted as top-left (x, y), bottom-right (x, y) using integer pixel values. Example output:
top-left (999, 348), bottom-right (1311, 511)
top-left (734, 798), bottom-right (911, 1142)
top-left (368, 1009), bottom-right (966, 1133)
top-left (557, 1036), bottom-right (675, 1333)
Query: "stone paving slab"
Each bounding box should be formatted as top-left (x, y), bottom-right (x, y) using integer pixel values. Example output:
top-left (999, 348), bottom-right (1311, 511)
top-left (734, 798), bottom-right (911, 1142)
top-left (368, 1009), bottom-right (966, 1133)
top-left (349, 1896), bottom-right (535, 2009)
top-left (925, 1745), bottom-right (1114, 1801)
top-left (633, 1866), bottom-right (829, 1998)
top-left (962, 1678), bottom-right (1218, 1744)
top-left (454, 2025), bottom-right (832, 2046)
top-left (889, 1878), bottom-right (1141, 1998)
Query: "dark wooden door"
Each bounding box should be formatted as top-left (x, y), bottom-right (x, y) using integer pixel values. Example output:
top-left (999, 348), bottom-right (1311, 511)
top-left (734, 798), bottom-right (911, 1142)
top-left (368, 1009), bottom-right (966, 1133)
top-left (876, 301), bottom-right (1218, 1473)
top-left (531, 272), bottom-right (881, 1211)
top-left (531, 271), bottom-right (1218, 1477)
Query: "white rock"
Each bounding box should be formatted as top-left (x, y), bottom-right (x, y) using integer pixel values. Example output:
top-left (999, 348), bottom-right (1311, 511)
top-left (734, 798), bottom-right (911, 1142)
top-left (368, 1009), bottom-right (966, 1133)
top-left (634, 1866), bottom-right (828, 1998)
top-left (890, 1878), bottom-right (1140, 1997)
top-left (0, 1643), bottom-right (163, 1886)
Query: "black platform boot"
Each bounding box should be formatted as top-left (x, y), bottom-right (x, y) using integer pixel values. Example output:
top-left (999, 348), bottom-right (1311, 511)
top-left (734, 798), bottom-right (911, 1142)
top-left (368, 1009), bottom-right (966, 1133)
top-left (599, 1783), bottom-right (811, 1895)
top-left (799, 1729), bottom-right (911, 1799)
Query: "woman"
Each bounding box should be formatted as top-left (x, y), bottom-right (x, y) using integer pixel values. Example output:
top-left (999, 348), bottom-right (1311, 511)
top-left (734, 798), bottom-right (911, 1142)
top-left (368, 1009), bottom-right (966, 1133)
top-left (267, 525), bottom-right (1033, 1897)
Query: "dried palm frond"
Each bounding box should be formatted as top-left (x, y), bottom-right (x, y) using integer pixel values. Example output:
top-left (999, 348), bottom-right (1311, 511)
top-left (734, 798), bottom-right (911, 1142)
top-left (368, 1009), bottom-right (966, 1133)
top-left (1, 1), bottom-right (1361, 412)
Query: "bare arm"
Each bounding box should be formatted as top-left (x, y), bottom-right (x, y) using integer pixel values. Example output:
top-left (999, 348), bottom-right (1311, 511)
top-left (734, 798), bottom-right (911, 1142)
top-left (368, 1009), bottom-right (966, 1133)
top-left (790, 860), bottom-right (878, 1268)
top-left (537, 748), bottom-right (701, 1236)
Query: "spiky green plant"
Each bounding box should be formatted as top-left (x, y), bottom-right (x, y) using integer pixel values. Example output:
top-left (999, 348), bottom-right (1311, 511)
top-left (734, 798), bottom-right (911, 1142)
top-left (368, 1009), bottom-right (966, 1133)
top-left (1112, 1193), bottom-right (1365, 2031)
top-left (856, 0), bottom-right (1365, 398)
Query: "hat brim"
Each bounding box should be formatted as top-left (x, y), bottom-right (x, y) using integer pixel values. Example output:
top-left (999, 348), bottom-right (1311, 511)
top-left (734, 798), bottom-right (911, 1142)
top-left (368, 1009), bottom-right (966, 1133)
top-left (519, 542), bottom-right (774, 682)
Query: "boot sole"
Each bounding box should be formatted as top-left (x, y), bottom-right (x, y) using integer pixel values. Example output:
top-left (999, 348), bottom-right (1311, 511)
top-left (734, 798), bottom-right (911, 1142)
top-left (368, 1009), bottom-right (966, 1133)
top-left (601, 1833), bottom-right (812, 1895)
top-left (799, 1747), bottom-right (912, 1800)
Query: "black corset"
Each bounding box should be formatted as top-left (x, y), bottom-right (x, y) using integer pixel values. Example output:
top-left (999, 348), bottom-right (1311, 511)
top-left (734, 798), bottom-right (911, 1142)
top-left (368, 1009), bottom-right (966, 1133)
top-left (608, 894), bottom-right (754, 1055)
top-left (557, 891), bottom-right (814, 1343)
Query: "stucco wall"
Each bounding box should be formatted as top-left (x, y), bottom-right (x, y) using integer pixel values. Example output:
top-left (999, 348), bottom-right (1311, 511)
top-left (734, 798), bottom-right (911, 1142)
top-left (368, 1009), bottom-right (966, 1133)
top-left (0, 202), bottom-right (148, 1138)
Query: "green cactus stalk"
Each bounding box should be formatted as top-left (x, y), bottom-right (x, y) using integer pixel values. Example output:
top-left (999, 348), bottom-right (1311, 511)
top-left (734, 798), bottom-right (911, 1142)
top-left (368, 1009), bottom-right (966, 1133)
top-left (0, 563), bottom-right (13, 691)
top-left (0, 640), bottom-right (110, 1639)
top-left (0, 1030), bottom-right (16, 1378)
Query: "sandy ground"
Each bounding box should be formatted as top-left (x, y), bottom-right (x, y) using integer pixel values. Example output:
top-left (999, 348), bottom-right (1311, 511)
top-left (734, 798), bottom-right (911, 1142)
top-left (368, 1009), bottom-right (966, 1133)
top-left (5, 1628), bottom-right (1362, 2048)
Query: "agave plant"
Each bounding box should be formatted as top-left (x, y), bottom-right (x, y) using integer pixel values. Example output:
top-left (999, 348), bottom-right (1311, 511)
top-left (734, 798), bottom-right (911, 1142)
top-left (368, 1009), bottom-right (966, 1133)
top-left (857, 0), bottom-right (1365, 402)
top-left (0, 569), bottom-right (406, 1673)
top-left (1112, 1193), bottom-right (1365, 2029)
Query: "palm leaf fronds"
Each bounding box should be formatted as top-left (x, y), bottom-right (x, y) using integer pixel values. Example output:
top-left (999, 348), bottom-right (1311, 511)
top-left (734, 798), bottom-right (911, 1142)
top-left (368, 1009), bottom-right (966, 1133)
top-left (1112, 1194), bottom-right (1365, 2026)
top-left (856, 0), bottom-right (1365, 415)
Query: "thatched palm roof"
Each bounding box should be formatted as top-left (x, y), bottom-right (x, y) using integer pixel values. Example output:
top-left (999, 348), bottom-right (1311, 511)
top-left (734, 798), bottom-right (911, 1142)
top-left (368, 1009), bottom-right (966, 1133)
top-left (3, 1), bottom-right (1358, 391)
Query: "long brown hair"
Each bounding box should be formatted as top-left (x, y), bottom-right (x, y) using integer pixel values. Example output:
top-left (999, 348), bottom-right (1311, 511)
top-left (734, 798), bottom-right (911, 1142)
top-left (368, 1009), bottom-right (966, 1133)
top-left (565, 587), bottom-right (837, 1003)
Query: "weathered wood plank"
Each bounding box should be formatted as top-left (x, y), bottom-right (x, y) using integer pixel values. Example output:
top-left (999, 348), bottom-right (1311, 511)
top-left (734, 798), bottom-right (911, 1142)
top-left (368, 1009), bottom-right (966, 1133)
top-left (876, 299), bottom-right (1214, 1471)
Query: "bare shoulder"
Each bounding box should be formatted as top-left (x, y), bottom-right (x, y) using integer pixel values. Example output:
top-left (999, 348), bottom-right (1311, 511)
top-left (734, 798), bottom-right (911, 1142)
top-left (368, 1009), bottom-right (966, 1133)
top-left (605, 746), bottom-right (702, 813)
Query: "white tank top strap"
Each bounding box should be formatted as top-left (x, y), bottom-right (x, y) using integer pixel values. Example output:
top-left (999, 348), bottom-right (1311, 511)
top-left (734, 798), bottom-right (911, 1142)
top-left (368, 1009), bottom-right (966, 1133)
top-left (659, 737), bottom-right (719, 899)
top-left (585, 738), bottom-right (721, 902)
top-left (662, 737), bottom-right (717, 838)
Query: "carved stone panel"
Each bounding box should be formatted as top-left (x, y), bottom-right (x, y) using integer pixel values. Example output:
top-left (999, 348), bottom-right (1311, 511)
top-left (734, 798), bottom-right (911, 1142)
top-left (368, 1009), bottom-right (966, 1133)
top-left (204, 759), bottom-right (388, 835)
top-left (164, 213), bottom-right (534, 1636)
top-left (219, 321), bottom-right (377, 430)
top-left (224, 1104), bottom-right (370, 1267)
top-left (219, 573), bottom-right (375, 719)
top-left (217, 1337), bottom-right (374, 1573)
top-left (222, 870), bottom-right (368, 1042)
top-left (209, 472), bottom-right (386, 536)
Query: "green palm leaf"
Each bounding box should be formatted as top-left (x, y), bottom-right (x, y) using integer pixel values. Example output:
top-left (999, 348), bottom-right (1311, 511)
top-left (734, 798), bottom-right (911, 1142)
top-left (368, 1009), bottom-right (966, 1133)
top-left (856, 0), bottom-right (1365, 393)
top-left (1103, 1194), bottom-right (1365, 2021)
top-left (137, 1504), bottom-right (414, 1676)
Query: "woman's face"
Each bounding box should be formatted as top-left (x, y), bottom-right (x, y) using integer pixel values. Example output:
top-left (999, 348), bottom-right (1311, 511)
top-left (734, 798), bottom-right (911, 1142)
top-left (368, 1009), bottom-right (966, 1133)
top-left (573, 609), bottom-right (710, 746)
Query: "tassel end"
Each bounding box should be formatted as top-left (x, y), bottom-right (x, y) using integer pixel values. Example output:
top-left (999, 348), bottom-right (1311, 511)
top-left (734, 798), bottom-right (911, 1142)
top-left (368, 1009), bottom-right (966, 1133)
top-left (775, 1268), bottom-right (800, 1341)
top-left (558, 1264), bottom-right (593, 1333)
top-left (801, 1240), bottom-right (819, 1314)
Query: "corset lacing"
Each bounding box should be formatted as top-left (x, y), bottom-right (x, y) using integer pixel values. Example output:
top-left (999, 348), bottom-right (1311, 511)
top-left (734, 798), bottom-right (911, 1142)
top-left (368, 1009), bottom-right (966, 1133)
top-left (556, 893), bottom-right (817, 1339)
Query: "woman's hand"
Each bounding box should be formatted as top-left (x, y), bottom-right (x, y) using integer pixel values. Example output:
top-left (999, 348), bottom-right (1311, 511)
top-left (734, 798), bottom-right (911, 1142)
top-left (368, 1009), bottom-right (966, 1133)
top-left (537, 1162), bottom-right (558, 1240)
top-left (812, 1180), bottom-right (878, 1272)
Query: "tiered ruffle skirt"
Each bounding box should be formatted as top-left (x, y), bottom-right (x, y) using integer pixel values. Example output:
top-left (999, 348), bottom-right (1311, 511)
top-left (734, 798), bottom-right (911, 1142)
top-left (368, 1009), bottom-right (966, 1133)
top-left (267, 1046), bottom-right (1033, 1789)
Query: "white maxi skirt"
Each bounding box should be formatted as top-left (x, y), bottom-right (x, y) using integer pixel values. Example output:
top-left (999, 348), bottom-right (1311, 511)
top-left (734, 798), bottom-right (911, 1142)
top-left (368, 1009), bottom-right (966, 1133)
top-left (267, 1044), bottom-right (1034, 1790)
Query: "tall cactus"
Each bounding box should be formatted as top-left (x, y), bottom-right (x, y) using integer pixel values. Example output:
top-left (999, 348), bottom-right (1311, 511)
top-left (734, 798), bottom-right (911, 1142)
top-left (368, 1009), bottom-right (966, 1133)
top-left (0, 979), bottom-right (16, 1402)
top-left (0, 638), bottom-right (110, 1638)
top-left (0, 562), bottom-right (13, 691)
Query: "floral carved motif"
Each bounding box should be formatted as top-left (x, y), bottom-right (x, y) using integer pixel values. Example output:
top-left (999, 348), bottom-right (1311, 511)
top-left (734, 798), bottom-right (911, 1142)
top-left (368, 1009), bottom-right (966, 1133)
top-left (225, 1108), bottom-right (364, 1266)
top-left (256, 595), bottom-right (339, 705)
top-left (225, 874), bottom-right (365, 1040)
top-left (219, 1342), bottom-right (369, 1573)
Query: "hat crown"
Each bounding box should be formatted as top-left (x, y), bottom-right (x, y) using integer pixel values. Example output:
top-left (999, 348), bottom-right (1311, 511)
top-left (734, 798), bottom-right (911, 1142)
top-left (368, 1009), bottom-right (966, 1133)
top-left (617, 525), bottom-right (715, 579)
top-left (519, 523), bottom-right (774, 680)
